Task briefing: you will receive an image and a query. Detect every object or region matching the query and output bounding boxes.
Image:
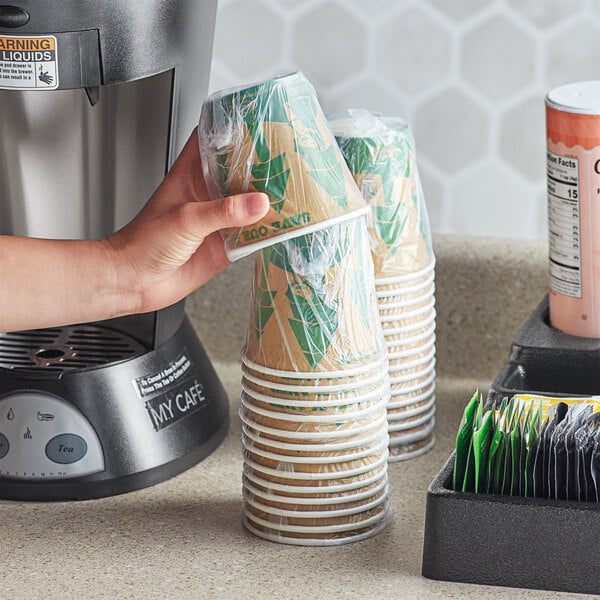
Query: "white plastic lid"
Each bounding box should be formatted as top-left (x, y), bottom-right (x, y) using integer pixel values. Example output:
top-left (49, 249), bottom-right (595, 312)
top-left (546, 81), bottom-right (600, 115)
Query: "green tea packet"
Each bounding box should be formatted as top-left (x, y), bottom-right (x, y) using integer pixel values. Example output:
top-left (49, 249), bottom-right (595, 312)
top-left (523, 401), bottom-right (542, 497)
top-left (486, 397), bottom-right (508, 494)
top-left (509, 401), bottom-right (525, 496)
top-left (472, 401), bottom-right (495, 493)
top-left (453, 391), bottom-right (479, 491)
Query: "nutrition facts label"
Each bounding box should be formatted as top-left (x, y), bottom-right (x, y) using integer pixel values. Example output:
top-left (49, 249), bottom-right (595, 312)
top-left (547, 151), bottom-right (581, 298)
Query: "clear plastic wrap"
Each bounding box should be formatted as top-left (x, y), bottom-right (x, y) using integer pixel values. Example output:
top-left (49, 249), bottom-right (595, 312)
top-left (198, 72), bottom-right (368, 261)
top-left (329, 108), bottom-right (434, 279)
top-left (242, 217), bottom-right (386, 373)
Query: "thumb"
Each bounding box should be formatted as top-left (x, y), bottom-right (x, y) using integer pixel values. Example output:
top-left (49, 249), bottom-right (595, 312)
top-left (175, 192), bottom-right (270, 243)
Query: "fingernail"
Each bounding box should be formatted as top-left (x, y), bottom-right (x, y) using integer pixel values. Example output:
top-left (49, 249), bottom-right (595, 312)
top-left (245, 193), bottom-right (269, 216)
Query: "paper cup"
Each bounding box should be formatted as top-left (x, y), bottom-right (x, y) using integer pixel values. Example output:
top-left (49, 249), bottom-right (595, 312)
top-left (243, 451), bottom-right (388, 483)
top-left (390, 370), bottom-right (436, 395)
top-left (241, 367), bottom-right (388, 394)
top-left (239, 408), bottom-right (388, 441)
top-left (388, 434), bottom-right (435, 462)
top-left (387, 335), bottom-right (435, 360)
top-left (244, 484), bottom-right (388, 517)
top-left (378, 297), bottom-right (435, 322)
top-left (376, 287), bottom-right (435, 310)
top-left (242, 506), bottom-right (390, 545)
top-left (387, 404), bottom-right (436, 431)
top-left (376, 273), bottom-right (435, 299)
top-left (381, 310), bottom-right (436, 335)
top-left (242, 423), bottom-right (387, 453)
top-left (199, 72), bottom-right (368, 261)
top-left (388, 417), bottom-right (435, 442)
top-left (330, 111), bottom-right (434, 278)
top-left (375, 260), bottom-right (435, 287)
top-left (241, 353), bottom-right (387, 385)
top-left (384, 322), bottom-right (435, 347)
top-left (244, 499), bottom-right (389, 530)
top-left (243, 436), bottom-right (388, 465)
top-left (388, 384), bottom-right (435, 408)
top-left (388, 346), bottom-right (435, 372)
top-left (243, 461), bottom-right (388, 495)
top-left (241, 378), bottom-right (389, 408)
top-left (387, 394), bottom-right (435, 418)
top-left (243, 218), bottom-right (386, 372)
top-left (242, 474), bottom-right (388, 506)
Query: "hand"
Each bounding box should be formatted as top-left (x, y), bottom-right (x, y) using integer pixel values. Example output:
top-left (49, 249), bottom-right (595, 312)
top-left (103, 130), bottom-right (269, 315)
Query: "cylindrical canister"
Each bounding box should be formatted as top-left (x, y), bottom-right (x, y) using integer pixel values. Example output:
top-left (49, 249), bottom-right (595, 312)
top-left (546, 81), bottom-right (600, 337)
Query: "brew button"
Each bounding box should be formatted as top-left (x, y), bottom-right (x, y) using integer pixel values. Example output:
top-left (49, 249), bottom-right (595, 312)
top-left (0, 433), bottom-right (8, 459)
top-left (0, 6), bottom-right (30, 28)
top-left (45, 434), bottom-right (87, 464)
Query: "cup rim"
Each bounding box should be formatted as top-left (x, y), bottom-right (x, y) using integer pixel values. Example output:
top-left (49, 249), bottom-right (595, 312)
top-left (243, 485), bottom-right (389, 519)
top-left (243, 436), bottom-right (389, 465)
top-left (377, 288), bottom-right (435, 310)
top-left (241, 353), bottom-right (387, 380)
top-left (243, 451), bottom-right (389, 481)
top-left (226, 206), bottom-right (370, 261)
top-left (388, 344), bottom-right (436, 370)
top-left (387, 394), bottom-right (436, 418)
top-left (381, 310), bottom-right (436, 334)
top-left (389, 369), bottom-right (436, 393)
top-left (240, 394), bottom-right (387, 424)
top-left (238, 408), bottom-right (388, 439)
top-left (241, 368), bottom-right (388, 393)
top-left (241, 509), bottom-right (390, 545)
top-left (376, 273), bottom-right (435, 298)
top-left (243, 461), bottom-right (388, 494)
top-left (243, 502), bottom-right (389, 534)
top-left (388, 417), bottom-right (435, 442)
top-left (387, 405), bottom-right (436, 431)
top-left (388, 436), bottom-right (435, 462)
top-left (385, 323), bottom-right (435, 347)
top-left (241, 423), bottom-right (387, 452)
top-left (387, 336), bottom-right (435, 360)
top-left (242, 474), bottom-right (389, 506)
top-left (374, 260), bottom-right (435, 285)
top-left (378, 298), bottom-right (435, 323)
top-left (241, 379), bottom-right (390, 408)
top-left (388, 385), bottom-right (435, 408)
top-left (388, 359), bottom-right (435, 383)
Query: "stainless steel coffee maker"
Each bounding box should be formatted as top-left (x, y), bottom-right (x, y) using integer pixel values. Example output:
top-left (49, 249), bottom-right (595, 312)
top-left (0, 0), bottom-right (230, 500)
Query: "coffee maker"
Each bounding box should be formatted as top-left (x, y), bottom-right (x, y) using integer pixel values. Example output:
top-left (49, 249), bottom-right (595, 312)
top-left (0, 0), bottom-right (230, 500)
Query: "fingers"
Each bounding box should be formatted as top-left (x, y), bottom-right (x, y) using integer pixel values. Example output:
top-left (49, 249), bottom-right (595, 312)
top-left (174, 192), bottom-right (270, 244)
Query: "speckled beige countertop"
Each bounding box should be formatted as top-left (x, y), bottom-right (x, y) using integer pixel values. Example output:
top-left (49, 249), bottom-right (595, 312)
top-left (2, 236), bottom-right (590, 600)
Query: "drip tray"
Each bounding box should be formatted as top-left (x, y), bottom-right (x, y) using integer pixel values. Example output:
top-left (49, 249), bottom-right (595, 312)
top-left (0, 325), bottom-right (145, 372)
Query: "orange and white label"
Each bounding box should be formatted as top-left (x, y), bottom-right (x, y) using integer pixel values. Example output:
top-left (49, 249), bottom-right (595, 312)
top-left (0, 34), bottom-right (58, 90)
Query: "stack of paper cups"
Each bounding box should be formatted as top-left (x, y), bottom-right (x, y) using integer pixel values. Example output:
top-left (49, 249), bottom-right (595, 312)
top-left (198, 71), bottom-right (369, 261)
top-left (330, 109), bottom-right (436, 461)
top-left (240, 218), bottom-right (391, 545)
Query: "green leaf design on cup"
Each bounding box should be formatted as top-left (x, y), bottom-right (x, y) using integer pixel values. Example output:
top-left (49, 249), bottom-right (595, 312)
top-left (287, 90), bottom-right (349, 209)
top-left (285, 281), bottom-right (339, 369)
top-left (254, 247), bottom-right (277, 340)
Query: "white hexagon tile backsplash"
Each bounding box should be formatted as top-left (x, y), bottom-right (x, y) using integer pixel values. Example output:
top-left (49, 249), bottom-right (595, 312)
top-left (209, 0), bottom-right (600, 239)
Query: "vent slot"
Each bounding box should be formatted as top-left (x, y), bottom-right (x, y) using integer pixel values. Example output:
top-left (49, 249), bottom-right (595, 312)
top-left (0, 325), bottom-right (145, 373)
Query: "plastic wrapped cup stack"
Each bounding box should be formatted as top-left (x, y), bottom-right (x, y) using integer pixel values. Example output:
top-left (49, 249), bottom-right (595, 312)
top-left (330, 109), bottom-right (436, 461)
top-left (198, 71), bottom-right (369, 261)
top-left (240, 218), bottom-right (392, 545)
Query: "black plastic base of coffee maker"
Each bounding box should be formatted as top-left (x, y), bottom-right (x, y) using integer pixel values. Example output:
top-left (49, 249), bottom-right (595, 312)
top-left (422, 295), bottom-right (600, 595)
top-left (0, 317), bottom-right (229, 502)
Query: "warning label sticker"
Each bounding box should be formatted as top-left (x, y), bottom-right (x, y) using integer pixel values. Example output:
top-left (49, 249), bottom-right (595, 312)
top-left (0, 35), bottom-right (59, 90)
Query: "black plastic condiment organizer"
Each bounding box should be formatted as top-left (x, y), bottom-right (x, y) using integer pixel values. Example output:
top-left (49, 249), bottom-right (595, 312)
top-left (422, 296), bottom-right (600, 595)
